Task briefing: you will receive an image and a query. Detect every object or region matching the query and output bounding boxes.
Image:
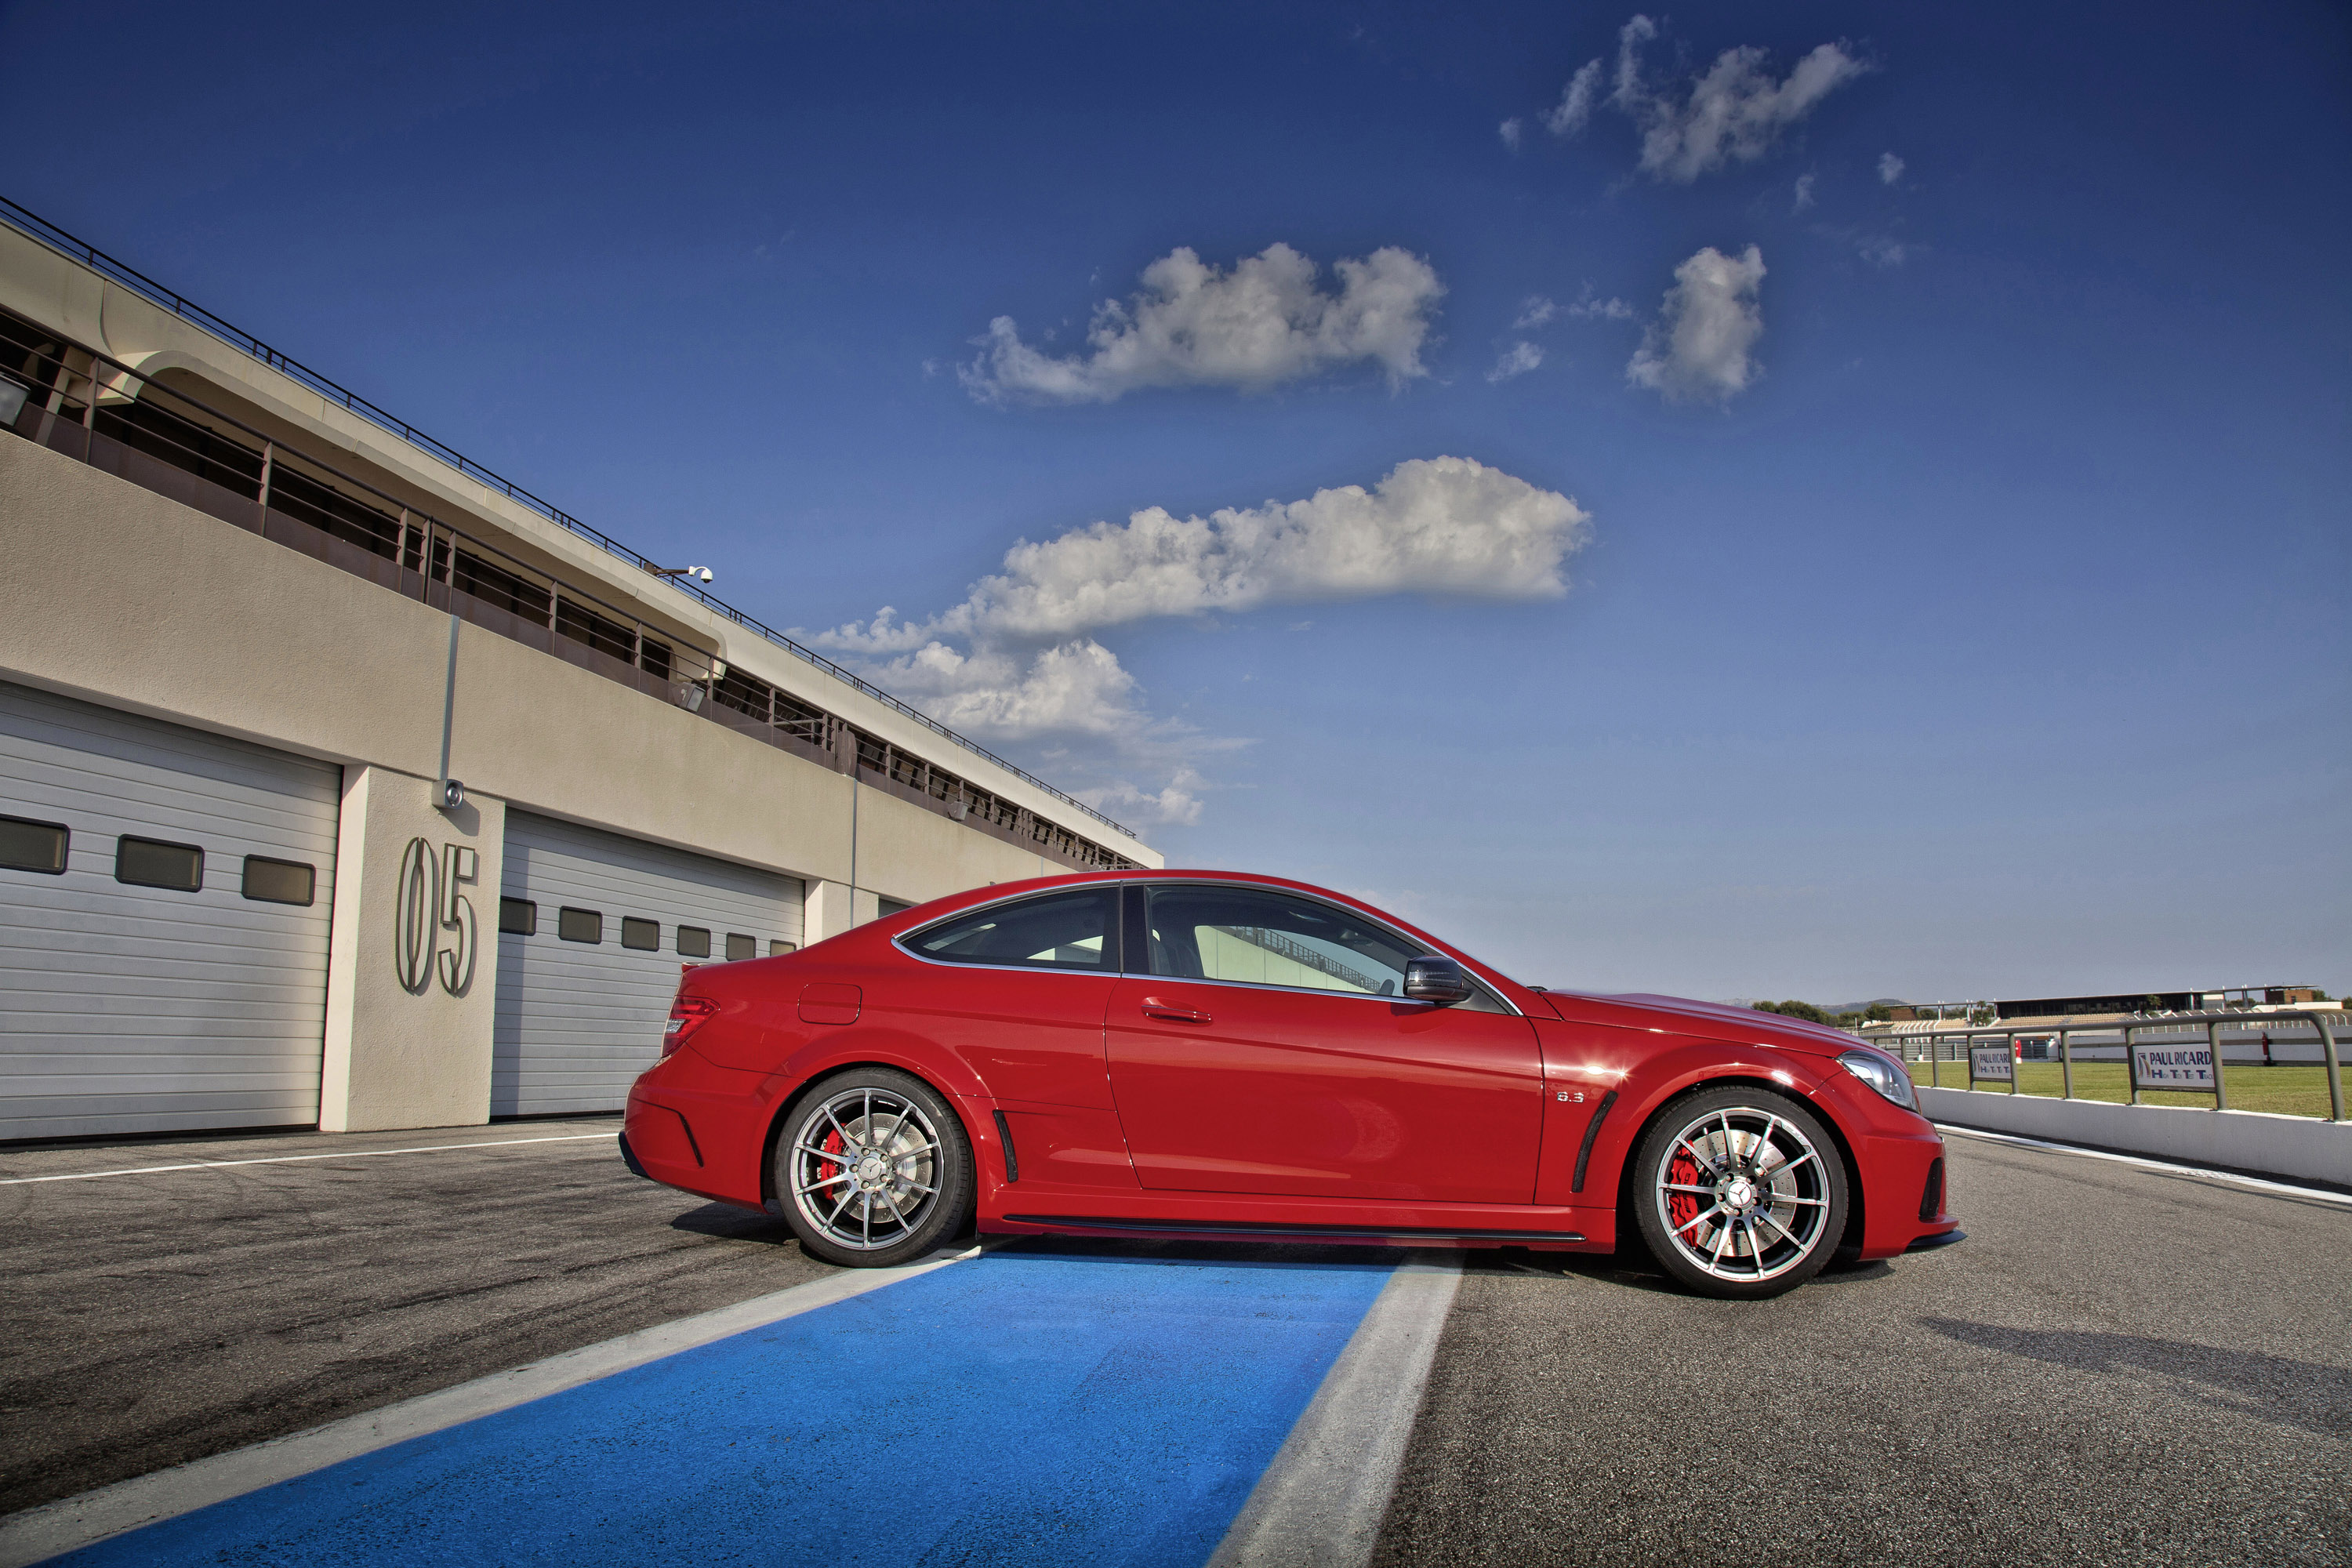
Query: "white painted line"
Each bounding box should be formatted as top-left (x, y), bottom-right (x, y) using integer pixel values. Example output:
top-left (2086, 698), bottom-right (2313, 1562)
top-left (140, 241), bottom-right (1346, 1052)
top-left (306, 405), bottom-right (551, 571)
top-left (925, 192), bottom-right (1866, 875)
top-left (0, 1133), bottom-right (615, 1186)
top-left (1937, 1123), bottom-right (2352, 1207)
top-left (1207, 1251), bottom-right (1464, 1568)
top-left (0, 1244), bottom-right (979, 1568)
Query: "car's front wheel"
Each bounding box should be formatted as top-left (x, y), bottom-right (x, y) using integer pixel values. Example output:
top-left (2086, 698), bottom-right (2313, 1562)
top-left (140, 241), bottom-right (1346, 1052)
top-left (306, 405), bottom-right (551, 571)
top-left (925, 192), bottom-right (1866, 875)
top-left (1631, 1086), bottom-right (1848, 1300)
top-left (773, 1068), bottom-right (974, 1268)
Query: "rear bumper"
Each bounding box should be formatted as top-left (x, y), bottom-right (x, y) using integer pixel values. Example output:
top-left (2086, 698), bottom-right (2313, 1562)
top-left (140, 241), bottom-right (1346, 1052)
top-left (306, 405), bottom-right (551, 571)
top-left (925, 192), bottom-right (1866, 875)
top-left (623, 1077), bottom-right (768, 1210)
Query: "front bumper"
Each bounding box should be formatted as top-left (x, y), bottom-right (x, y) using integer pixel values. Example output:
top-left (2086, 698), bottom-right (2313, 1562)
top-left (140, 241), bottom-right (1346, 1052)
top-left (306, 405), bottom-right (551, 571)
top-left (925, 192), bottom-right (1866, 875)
top-left (1853, 1123), bottom-right (1960, 1259)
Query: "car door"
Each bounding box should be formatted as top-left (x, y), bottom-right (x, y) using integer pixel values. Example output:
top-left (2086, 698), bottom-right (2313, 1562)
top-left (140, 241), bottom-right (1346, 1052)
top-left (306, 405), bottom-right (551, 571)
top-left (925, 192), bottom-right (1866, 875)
top-left (1103, 883), bottom-right (1544, 1204)
top-left (892, 884), bottom-right (1134, 1191)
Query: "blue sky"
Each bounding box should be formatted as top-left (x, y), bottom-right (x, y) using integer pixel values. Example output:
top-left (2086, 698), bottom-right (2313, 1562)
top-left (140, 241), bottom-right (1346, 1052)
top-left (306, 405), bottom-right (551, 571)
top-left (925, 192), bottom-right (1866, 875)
top-left (5, 1), bottom-right (2345, 1003)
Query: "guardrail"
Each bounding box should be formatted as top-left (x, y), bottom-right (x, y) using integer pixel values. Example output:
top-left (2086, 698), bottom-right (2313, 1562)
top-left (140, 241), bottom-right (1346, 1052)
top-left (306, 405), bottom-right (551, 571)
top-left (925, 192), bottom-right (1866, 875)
top-left (0, 195), bottom-right (1135, 842)
top-left (1885, 1009), bottom-right (2344, 1121)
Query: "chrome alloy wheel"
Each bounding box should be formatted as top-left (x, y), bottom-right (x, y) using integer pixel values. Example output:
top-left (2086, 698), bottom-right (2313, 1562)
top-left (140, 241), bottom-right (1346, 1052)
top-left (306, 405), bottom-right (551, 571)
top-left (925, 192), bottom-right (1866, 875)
top-left (1652, 1104), bottom-right (1833, 1283)
top-left (786, 1087), bottom-right (944, 1252)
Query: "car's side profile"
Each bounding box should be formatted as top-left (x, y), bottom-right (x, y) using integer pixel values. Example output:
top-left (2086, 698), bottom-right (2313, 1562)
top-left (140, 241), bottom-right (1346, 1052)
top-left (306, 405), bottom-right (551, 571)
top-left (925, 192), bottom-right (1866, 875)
top-left (622, 869), bottom-right (1958, 1298)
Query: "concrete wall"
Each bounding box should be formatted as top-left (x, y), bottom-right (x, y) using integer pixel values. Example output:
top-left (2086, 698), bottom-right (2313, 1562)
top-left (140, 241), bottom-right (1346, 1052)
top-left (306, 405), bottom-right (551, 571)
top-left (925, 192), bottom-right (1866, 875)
top-left (321, 767), bottom-right (506, 1131)
top-left (1917, 1085), bottom-right (2352, 1187)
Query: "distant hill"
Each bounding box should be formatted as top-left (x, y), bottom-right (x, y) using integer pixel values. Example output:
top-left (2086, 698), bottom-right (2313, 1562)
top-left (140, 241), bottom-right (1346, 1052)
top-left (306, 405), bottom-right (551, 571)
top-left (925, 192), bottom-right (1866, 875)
top-left (1719, 996), bottom-right (1910, 1018)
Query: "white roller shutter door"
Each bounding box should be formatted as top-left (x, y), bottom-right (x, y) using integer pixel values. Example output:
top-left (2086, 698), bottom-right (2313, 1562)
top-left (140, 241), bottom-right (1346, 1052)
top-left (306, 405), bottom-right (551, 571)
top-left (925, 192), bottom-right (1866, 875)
top-left (0, 680), bottom-right (339, 1142)
top-left (493, 810), bottom-right (804, 1116)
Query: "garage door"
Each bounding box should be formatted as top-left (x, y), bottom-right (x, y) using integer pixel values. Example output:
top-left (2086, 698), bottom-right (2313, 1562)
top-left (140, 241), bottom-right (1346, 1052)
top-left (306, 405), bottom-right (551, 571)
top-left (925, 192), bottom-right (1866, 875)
top-left (493, 811), bottom-right (804, 1116)
top-left (0, 680), bottom-right (339, 1142)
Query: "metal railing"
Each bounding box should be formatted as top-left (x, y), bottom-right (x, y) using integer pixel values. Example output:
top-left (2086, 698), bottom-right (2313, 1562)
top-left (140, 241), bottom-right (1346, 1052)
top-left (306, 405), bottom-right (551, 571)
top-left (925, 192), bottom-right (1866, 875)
top-left (0, 319), bottom-right (1135, 871)
top-left (1887, 1009), bottom-right (2345, 1121)
top-left (0, 195), bottom-right (1135, 841)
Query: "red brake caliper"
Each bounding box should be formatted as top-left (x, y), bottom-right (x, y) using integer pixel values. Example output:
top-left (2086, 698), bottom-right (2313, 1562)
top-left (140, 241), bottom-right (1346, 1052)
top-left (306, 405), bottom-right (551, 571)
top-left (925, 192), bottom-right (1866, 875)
top-left (1667, 1152), bottom-right (1702, 1235)
top-left (818, 1127), bottom-right (845, 1202)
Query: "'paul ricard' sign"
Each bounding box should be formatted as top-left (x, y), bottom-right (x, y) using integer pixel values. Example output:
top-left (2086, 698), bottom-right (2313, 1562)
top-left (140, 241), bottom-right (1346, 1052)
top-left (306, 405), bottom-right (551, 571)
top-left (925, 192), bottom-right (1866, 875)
top-left (1968, 1047), bottom-right (2014, 1085)
top-left (2131, 1041), bottom-right (2216, 1091)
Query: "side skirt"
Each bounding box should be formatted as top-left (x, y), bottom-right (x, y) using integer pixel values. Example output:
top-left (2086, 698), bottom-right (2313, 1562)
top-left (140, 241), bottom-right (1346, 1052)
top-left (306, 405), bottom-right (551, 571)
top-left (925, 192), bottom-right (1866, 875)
top-left (1000, 1214), bottom-right (1585, 1245)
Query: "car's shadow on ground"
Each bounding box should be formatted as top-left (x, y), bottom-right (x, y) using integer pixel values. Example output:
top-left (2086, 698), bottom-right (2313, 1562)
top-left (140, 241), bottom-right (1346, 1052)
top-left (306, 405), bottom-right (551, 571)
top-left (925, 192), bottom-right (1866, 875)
top-left (1471, 1243), bottom-right (1899, 1296)
top-left (667, 1203), bottom-right (802, 1244)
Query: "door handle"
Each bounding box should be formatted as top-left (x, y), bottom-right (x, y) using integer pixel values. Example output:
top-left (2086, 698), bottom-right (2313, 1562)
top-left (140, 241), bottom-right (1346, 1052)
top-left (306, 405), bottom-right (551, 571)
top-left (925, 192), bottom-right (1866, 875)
top-left (1141, 997), bottom-right (1211, 1024)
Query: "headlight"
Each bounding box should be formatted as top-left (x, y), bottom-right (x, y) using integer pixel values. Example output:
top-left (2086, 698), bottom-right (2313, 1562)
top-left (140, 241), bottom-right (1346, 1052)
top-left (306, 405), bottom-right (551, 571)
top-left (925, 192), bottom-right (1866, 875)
top-left (1839, 1049), bottom-right (1918, 1110)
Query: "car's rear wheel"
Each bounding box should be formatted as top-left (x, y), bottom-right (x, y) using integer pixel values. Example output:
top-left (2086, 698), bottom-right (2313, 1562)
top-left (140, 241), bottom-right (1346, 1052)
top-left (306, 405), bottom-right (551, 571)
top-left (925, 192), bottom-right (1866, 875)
top-left (775, 1068), bottom-right (973, 1268)
top-left (1632, 1086), bottom-right (1847, 1300)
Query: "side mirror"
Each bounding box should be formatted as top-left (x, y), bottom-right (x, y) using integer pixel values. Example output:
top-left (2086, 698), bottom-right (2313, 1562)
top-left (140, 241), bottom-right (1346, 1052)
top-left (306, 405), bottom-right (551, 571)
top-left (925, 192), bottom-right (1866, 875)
top-left (1403, 957), bottom-right (1474, 1005)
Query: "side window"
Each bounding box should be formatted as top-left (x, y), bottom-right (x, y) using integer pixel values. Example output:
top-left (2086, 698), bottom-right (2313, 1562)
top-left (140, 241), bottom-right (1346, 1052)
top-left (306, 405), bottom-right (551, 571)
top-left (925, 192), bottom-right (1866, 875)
top-left (0, 815), bottom-right (68, 874)
top-left (903, 887), bottom-right (1115, 971)
top-left (621, 917), bottom-right (660, 951)
top-left (500, 898), bottom-right (538, 935)
top-left (558, 907), bottom-right (601, 943)
top-left (1144, 886), bottom-right (1412, 994)
top-left (725, 933), bottom-right (756, 962)
top-left (117, 836), bottom-right (203, 891)
top-left (241, 856), bottom-right (315, 906)
top-left (677, 925), bottom-right (711, 958)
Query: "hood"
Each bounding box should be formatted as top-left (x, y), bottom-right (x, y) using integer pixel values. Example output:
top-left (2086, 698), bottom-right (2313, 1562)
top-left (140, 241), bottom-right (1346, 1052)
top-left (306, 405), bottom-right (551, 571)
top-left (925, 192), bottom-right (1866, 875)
top-left (1588, 993), bottom-right (1868, 1058)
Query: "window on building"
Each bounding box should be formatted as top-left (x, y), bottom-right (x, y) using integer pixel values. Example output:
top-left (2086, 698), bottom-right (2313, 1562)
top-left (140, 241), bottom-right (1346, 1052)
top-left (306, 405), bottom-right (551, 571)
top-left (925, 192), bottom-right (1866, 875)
top-left (0, 815), bottom-right (68, 874)
top-left (621, 917), bottom-right (660, 951)
top-left (769, 940), bottom-right (797, 956)
top-left (241, 856), bottom-right (315, 906)
top-left (558, 907), bottom-right (602, 943)
top-left (725, 933), bottom-right (756, 962)
top-left (500, 898), bottom-right (538, 935)
top-left (677, 925), bottom-right (711, 959)
top-left (116, 836), bottom-right (203, 891)
top-left (878, 897), bottom-right (913, 918)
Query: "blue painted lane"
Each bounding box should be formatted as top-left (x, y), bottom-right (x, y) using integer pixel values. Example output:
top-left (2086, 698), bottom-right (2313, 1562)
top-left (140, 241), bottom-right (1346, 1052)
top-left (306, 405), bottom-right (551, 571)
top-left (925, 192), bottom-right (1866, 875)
top-left (67, 1246), bottom-right (1396, 1567)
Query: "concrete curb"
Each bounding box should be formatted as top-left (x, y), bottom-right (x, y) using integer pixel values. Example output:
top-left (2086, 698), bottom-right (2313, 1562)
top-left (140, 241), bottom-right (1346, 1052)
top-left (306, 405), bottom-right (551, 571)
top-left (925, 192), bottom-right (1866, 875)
top-left (1916, 1086), bottom-right (2352, 1186)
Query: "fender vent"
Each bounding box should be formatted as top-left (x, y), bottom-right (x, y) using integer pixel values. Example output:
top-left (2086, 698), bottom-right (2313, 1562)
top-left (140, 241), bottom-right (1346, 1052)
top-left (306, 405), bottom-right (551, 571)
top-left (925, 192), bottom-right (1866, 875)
top-left (993, 1109), bottom-right (1019, 1183)
top-left (1919, 1157), bottom-right (1944, 1221)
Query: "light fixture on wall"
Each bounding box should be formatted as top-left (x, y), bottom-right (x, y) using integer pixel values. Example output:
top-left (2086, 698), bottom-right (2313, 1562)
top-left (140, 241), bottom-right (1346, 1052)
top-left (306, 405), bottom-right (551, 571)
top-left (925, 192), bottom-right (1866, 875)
top-left (651, 564), bottom-right (714, 584)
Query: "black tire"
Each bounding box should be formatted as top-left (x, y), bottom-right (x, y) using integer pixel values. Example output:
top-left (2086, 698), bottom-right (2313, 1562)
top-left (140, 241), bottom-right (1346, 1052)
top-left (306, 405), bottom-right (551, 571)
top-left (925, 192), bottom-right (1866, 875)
top-left (1631, 1085), bottom-right (1848, 1301)
top-left (772, 1067), bottom-right (975, 1269)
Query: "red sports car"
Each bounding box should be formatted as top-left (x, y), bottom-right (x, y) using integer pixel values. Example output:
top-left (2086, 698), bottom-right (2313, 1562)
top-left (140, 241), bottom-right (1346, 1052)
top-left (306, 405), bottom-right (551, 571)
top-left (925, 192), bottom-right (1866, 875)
top-left (622, 870), bottom-right (1957, 1298)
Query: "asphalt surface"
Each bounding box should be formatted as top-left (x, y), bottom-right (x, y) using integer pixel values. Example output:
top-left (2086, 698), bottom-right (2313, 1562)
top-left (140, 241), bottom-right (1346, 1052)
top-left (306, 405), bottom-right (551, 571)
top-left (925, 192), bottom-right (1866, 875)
top-left (0, 1119), bottom-right (837, 1516)
top-left (5, 1122), bottom-right (2348, 1566)
top-left (1375, 1130), bottom-right (2352, 1568)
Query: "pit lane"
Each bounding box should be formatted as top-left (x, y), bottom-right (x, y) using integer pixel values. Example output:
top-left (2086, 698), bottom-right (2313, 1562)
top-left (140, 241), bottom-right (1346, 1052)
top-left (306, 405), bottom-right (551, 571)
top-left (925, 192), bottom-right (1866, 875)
top-left (2, 1124), bottom-right (2344, 1566)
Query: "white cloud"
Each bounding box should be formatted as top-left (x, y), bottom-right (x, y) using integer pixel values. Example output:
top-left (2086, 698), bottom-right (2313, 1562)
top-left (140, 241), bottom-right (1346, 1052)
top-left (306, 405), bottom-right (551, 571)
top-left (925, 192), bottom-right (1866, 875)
top-left (1878, 151), bottom-right (1905, 185)
top-left (1628, 245), bottom-right (1766, 403)
top-left (1487, 342), bottom-right (1544, 382)
top-left (960, 243), bottom-right (1445, 405)
top-left (1792, 172), bottom-right (1817, 212)
top-left (1082, 768), bottom-right (1206, 829)
top-left (1566, 282), bottom-right (1634, 321)
top-left (1610, 15), bottom-right (1869, 183)
top-left (1500, 117), bottom-right (1525, 151)
top-left (805, 458), bottom-right (1592, 820)
top-left (1544, 58), bottom-right (1605, 137)
top-left (816, 456), bottom-right (1589, 654)
top-left (1857, 234), bottom-right (1909, 267)
top-left (1514, 295), bottom-right (1559, 329)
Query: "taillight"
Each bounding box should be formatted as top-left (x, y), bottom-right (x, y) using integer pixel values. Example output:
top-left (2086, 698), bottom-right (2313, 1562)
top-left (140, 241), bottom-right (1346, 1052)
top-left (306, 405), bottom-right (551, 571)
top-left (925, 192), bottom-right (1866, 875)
top-left (664, 995), bottom-right (720, 1057)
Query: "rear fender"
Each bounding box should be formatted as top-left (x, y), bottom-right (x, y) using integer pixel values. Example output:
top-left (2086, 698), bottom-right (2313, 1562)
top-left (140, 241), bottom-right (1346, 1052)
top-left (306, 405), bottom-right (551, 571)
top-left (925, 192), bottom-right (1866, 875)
top-left (753, 1031), bottom-right (994, 1213)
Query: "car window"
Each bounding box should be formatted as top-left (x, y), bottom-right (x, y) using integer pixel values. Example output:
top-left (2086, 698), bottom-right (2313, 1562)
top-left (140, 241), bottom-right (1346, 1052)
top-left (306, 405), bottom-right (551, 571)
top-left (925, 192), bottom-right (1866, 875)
top-left (904, 887), bottom-right (1116, 971)
top-left (1142, 886), bottom-right (1421, 994)
top-left (1142, 884), bottom-right (1512, 1011)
